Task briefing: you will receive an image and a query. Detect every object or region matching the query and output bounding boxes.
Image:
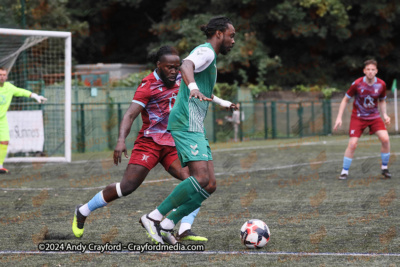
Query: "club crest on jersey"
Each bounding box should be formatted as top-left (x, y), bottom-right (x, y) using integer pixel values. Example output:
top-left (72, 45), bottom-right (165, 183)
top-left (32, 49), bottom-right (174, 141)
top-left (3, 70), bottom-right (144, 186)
top-left (375, 89), bottom-right (379, 94)
top-left (363, 95), bottom-right (375, 108)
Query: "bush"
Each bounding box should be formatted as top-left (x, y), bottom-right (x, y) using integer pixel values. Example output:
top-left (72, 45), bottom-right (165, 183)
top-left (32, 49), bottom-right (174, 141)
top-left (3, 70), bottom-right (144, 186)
top-left (213, 82), bottom-right (238, 102)
top-left (248, 82), bottom-right (282, 98)
top-left (292, 84), bottom-right (338, 99)
top-left (112, 70), bottom-right (152, 87)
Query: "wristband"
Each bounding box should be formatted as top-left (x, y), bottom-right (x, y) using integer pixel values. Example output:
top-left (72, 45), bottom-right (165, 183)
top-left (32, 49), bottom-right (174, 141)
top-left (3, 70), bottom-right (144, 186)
top-left (188, 82), bottom-right (199, 91)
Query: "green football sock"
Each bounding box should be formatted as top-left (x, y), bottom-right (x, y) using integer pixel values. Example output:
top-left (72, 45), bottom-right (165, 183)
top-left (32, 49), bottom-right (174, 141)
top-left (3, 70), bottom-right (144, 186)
top-left (167, 188), bottom-right (209, 225)
top-left (0, 144), bottom-right (7, 166)
top-left (157, 176), bottom-right (201, 215)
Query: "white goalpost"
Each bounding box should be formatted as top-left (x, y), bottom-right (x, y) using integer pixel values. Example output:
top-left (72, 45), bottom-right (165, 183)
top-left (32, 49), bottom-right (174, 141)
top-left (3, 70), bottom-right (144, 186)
top-left (0, 28), bottom-right (71, 162)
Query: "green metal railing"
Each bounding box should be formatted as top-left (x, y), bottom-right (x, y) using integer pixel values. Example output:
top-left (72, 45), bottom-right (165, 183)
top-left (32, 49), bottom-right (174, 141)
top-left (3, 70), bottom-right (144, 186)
top-left (9, 99), bottom-right (333, 154)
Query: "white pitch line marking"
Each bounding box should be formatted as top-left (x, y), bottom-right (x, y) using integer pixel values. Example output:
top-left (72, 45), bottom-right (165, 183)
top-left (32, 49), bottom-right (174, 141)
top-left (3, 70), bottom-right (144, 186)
top-left (0, 250), bottom-right (400, 257)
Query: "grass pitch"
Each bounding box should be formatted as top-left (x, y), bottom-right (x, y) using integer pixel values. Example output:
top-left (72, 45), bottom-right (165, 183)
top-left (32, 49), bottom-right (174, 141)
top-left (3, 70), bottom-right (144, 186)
top-left (1, 135), bottom-right (399, 266)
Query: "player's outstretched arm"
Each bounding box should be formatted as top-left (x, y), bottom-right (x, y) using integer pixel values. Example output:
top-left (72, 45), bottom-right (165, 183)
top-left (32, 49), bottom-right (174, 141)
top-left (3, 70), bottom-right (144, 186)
top-left (30, 93), bottom-right (47, 103)
top-left (333, 96), bottom-right (350, 131)
top-left (379, 100), bottom-right (391, 125)
top-left (114, 102), bottom-right (143, 165)
top-left (211, 94), bottom-right (238, 111)
top-left (181, 60), bottom-right (212, 102)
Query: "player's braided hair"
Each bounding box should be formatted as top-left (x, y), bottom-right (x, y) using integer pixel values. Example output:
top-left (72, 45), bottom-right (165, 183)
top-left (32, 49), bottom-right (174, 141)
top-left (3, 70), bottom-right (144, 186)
top-left (200, 16), bottom-right (232, 39)
top-left (148, 46), bottom-right (179, 64)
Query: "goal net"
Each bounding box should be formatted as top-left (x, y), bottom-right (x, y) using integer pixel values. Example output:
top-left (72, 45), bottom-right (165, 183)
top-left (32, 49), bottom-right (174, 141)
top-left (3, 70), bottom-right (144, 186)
top-left (0, 28), bottom-right (71, 162)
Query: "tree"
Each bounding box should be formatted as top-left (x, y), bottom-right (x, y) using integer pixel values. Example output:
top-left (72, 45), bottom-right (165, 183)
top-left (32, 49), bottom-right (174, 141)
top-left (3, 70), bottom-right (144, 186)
top-left (148, 0), bottom-right (281, 85)
top-left (150, 0), bottom-right (400, 90)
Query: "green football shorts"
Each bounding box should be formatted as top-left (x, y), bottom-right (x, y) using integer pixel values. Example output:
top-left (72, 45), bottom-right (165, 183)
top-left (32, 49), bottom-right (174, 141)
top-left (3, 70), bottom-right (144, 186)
top-left (171, 130), bottom-right (213, 167)
top-left (0, 117), bottom-right (10, 141)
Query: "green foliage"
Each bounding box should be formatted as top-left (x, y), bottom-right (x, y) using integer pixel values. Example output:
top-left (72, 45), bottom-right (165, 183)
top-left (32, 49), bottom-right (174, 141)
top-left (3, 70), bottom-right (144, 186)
top-left (112, 70), bottom-right (152, 87)
top-left (0, 0), bottom-right (88, 32)
top-left (292, 84), bottom-right (338, 99)
top-left (213, 82), bottom-right (238, 102)
top-left (292, 84), bottom-right (314, 92)
top-left (4, 0), bottom-right (400, 90)
top-left (247, 82), bottom-right (282, 98)
top-left (321, 87), bottom-right (339, 99)
top-left (248, 82), bottom-right (269, 98)
top-left (149, 10), bottom-right (281, 85)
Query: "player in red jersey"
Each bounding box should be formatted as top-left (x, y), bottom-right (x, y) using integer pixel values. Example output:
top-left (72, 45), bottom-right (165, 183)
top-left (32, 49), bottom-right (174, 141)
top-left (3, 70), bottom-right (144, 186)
top-left (72, 46), bottom-right (206, 241)
top-left (334, 59), bottom-right (391, 179)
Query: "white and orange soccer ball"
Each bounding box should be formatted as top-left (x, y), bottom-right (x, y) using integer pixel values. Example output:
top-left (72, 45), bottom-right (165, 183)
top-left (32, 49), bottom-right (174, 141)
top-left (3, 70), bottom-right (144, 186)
top-left (240, 219), bottom-right (270, 249)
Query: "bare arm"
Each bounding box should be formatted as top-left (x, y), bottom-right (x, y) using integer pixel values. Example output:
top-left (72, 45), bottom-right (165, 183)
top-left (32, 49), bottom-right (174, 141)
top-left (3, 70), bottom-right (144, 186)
top-left (379, 100), bottom-right (391, 125)
top-left (333, 96), bottom-right (350, 131)
top-left (113, 102), bottom-right (143, 165)
top-left (181, 60), bottom-right (196, 86)
top-left (181, 60), bottom-right (212, 101)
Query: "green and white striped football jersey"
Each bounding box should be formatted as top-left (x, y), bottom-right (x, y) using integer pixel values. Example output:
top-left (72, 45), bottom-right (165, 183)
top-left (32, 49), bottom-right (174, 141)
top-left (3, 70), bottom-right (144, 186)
top-left (167, 42), bottom-right (217, 132)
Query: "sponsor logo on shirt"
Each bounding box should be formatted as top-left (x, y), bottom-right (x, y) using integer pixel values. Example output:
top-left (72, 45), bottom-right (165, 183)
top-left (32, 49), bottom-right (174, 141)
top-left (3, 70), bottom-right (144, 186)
top-left (363, 95), bottom-right (375, 108)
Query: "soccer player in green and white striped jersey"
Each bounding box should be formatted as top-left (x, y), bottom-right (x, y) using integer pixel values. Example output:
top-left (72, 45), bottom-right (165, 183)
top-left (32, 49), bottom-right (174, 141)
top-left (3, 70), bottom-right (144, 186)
top-left (140, 16), bottom-right (237, 244)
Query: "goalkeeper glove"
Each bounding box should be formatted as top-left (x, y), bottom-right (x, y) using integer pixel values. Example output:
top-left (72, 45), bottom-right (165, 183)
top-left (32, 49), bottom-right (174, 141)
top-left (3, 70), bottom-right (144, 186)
top-left (31, 93), bottom-right (48, 103)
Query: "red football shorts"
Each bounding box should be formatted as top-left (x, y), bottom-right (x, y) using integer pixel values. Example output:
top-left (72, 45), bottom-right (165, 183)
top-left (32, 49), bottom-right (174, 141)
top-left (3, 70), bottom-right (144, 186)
top-left (349, 116), bottom-right (387, 138)
top-left (129, 136), bottom-right (178, 171)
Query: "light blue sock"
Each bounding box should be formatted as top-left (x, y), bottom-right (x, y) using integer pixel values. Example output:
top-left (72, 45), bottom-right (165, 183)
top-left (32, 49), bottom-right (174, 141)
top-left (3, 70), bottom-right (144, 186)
top-left (87, 191), bottom-right (107, 212)
top-left (381, 152), bottom-right (390, 167)
top-left (343, 157), bottom-right (352, 171)
top-left (181, 207), bottom-right (200, 225)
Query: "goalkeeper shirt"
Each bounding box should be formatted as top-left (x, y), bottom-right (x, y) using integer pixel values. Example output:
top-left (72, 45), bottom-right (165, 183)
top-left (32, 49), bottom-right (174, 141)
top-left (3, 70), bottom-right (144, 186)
top-left (0, 82), bottom-right (31, 120)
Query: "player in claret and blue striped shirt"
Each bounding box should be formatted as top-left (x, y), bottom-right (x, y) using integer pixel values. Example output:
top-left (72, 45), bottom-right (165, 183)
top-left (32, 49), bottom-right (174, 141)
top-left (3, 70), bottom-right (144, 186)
top-left (72, 46), bottom-right (206, 242)
top-left (334, 59), bottom-right (391, 180)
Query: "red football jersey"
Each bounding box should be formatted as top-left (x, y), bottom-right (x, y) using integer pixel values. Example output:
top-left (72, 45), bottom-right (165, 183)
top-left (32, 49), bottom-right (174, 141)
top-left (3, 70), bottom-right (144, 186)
top-left (346, 76), bottom-right (386, 120)
top-left (132, 70), bottom-right (181, 146)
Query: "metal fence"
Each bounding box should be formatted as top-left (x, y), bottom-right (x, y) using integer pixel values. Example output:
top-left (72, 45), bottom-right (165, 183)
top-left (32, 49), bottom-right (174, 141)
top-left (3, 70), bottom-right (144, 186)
top-left (9, 85), bottom-right (400, 154)
top-left (70, 99), bottom-right (333, 153)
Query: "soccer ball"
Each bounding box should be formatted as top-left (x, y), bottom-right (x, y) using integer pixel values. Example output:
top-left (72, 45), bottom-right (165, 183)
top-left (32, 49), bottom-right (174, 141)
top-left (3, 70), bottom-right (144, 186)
top-left (240, 219), bottom-right (270, 249)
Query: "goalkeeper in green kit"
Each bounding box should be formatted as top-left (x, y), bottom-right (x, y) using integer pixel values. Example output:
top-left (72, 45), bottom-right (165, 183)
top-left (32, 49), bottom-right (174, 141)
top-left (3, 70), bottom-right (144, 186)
top-left (0, 67), bottom-right (47, 173)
